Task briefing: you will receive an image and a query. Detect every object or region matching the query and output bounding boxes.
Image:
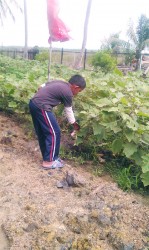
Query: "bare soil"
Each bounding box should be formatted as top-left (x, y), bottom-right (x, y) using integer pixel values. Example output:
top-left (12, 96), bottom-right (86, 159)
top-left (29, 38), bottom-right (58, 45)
top-left (0, 112), bottom-right (149, 250)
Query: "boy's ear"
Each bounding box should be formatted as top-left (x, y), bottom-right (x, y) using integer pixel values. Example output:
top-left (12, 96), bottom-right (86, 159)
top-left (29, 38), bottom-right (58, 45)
top-left (74, 85), bottom-right (80, 89)
top-left (74, 85), bottom-right (82, 90)
top-left (70, 84), bottom-right (82, 94)
top-left (71, 84), bottom-right (79, 90)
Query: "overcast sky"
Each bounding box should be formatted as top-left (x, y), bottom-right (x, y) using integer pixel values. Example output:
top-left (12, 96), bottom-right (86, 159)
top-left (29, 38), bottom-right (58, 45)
top-left (0, 0), bottom-right (149, 49)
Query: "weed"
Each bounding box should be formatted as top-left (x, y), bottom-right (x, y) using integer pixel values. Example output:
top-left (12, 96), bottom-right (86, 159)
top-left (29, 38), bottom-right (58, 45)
top-left (59, 145), bottom-right (73, 160)
top-left (93, 166), bottom-right (104, 177)
top-left (104, 160), bottom-right (143, 191)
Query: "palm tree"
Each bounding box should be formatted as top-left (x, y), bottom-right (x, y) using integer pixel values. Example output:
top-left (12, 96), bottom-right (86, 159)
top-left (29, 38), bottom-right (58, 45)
top-left (0, 1), bottom-right (28, 59)
top-left (0, 0), bottom-right (21, 24)
top-left (74, 0), bottom-right (93, 69)
top-left (127, 14), bottom-right (149, 69)
top-left (23, 0), bottom-right (28, 59)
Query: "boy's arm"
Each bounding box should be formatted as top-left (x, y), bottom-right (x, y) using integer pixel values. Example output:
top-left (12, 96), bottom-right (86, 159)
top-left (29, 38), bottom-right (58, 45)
top-left (64, 106), bottom-right (80, 130)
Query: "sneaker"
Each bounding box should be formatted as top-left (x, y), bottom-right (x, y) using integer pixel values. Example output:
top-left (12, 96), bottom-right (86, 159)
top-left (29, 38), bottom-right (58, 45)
top-left (54, 159), bottom-right (64, 168)
top-left (42, 160), bottom-right (64, 170)
top-left (57, 158), bottom-right (64, 163)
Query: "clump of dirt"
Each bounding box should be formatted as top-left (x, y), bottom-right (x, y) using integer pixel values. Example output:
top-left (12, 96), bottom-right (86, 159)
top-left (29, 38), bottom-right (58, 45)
top-left (0, 112), bottom-right (149, 250)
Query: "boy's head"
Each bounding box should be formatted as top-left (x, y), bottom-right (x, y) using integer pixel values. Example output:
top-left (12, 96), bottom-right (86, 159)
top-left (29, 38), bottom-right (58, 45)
top-left (68, 74), bottom-right (86, 95)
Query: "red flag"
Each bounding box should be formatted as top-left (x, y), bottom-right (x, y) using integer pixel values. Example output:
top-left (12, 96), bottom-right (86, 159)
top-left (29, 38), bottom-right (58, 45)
top-left (47, 0), bottom-right (71, 43)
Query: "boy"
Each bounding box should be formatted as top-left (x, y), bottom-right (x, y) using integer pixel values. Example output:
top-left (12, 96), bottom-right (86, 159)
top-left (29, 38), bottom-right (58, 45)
top-left (29, 74), bottom-right (86, 169)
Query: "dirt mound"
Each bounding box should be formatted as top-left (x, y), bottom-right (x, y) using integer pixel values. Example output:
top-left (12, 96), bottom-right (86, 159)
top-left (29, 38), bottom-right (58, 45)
top-left (0, 112), bottom-right (149, 250)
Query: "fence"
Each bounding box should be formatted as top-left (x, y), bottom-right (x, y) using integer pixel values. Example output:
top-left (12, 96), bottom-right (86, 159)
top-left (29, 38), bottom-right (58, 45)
top-left (48, 48), bottom-right (96, 69)
top-left (0, 47), bottom-right (96, 69)
top-left (0, 47), bottom-right (148, 71)
top-left (0, 47), bottom-right (39, 60)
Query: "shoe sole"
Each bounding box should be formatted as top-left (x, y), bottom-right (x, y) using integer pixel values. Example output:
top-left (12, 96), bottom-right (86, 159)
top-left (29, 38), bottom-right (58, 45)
top-left (41, 164), bottom-right (64, 170)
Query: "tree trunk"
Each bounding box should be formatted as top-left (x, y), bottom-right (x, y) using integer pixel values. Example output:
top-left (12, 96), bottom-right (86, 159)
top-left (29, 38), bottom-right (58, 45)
top-left (24, 0), bottom-right (28, 59)
top-left (74, 0), bottom-right (92, 69)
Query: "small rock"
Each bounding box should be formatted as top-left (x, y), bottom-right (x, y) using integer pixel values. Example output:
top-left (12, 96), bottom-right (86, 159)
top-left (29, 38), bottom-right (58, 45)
top-left (65, 171), bottom-right (86, 187)
top-left (60, 247), bottom-right (67, 250)
top-left (57, 181), bottom-right (64, 188)
top-left (47, 171), bottom-right (53, 176)
top-left (1, 136), bottom-right (12, 145)
top-left (23, 223), bottom-right (38, 232)
top-left (6, 130), bottom-right (13, 136)
top-left (123, 243), bottom-right (134, 250)
top-left (98, 214), bottom-right (111, 226)
top-left (66, 172), bottom-right (75, 186)
top-left (57, 180), bottom-right (69, 188)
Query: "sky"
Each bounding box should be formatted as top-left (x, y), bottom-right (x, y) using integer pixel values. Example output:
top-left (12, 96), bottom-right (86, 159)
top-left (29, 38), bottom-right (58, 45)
top-left (0, 0), bottom-right (149, 50)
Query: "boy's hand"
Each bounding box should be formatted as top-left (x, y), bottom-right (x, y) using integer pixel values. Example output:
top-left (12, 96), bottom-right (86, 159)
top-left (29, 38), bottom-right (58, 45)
top-left (73, 122), bottom-right (80, 131)
top-left (71, 130), bottom-right (77, 139)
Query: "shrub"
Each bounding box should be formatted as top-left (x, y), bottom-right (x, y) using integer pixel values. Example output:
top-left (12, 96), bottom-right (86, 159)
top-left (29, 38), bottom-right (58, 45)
top-left (91, 51), bottom-right (117, 73)
top-left (35, 51), bottom-right (49, 61)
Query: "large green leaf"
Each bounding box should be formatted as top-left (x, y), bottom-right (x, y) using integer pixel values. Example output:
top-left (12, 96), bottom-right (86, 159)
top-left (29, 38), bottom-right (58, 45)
top-left (141, 154), bottom-right (149, 173)
top-left (96, 98), bottom-right (112, 107)
top-left (112, 98), bottom-right (119, 104)
top-left (141, 133), bottom-right (149, 145)
top-left (101, 120), bottom-right (121, 133)
top-left (142, 163), bottom-right (149, 173)
top-left (92, 124), bottom-right (105, 136)
top-left (126, 119), bottom-right (139, 131)
top-left (112, 139), bottom-right (123, 153)
top-left (107, 107), bottom-right (119, 112)
top-left (116, 81), bottom-right (126, 88)
top-left (131, 149), bottom-right (144, 165)
top-left (125, 129), bottom-right (134, 142)
top-left (8, 101), bottom-right (17, 108)
top-left (138, 111), bottom-right (149, 118)
top-left (123, 143), bottom-right (138, 157)
top-left (141, 171), bottom-right (149, 186)
top-left (120, 97), bottom-right (129, 105)
top-left (76, 136), bottom-right (83, 145)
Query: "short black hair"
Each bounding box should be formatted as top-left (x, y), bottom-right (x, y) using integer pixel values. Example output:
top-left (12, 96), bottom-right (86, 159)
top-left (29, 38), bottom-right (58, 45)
top-left (68, 74), bottom-right (86, 89)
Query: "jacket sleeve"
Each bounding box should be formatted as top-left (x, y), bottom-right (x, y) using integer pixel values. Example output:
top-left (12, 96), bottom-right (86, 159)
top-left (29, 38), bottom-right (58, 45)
top-left (64, 106), bottom-right (75, 124)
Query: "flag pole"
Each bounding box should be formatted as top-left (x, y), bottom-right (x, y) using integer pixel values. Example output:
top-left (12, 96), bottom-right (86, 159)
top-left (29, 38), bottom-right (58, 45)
top-left (48, 41), bottom-right (52, 81)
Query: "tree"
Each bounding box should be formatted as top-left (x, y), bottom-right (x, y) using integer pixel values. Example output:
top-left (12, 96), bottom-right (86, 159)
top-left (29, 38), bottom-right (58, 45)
top-left (100, 33), bottom-right (135, 66)
top-left (74, 0), bottom-right (92, 69)
top-left (127, 14), bottom-right (149, 69)
top-left (101, 32), bottom-right (131, 53)
top-left (23, 0), bottom-right (28, 59)
top-left (0, 0), bottom-right (21, 24)
top-left (0, 1), bottom-right (27, 59)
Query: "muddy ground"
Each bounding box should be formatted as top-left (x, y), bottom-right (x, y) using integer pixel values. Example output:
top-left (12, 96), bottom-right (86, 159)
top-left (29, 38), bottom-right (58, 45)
top-left (0, 112), bottom-right (149, 250)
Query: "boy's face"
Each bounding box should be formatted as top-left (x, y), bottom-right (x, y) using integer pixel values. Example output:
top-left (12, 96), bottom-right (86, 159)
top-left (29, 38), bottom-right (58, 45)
top-left (71, 85), bottom-right (83, 96)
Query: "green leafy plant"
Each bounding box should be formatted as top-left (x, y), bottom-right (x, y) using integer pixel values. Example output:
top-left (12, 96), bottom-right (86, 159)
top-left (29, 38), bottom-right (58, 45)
top-left (35, 51), bottom-right (49, 61)
top-left (75, 71), bottom-right (149, 187)
top-left (91, 50), bottom-right (117, 73)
